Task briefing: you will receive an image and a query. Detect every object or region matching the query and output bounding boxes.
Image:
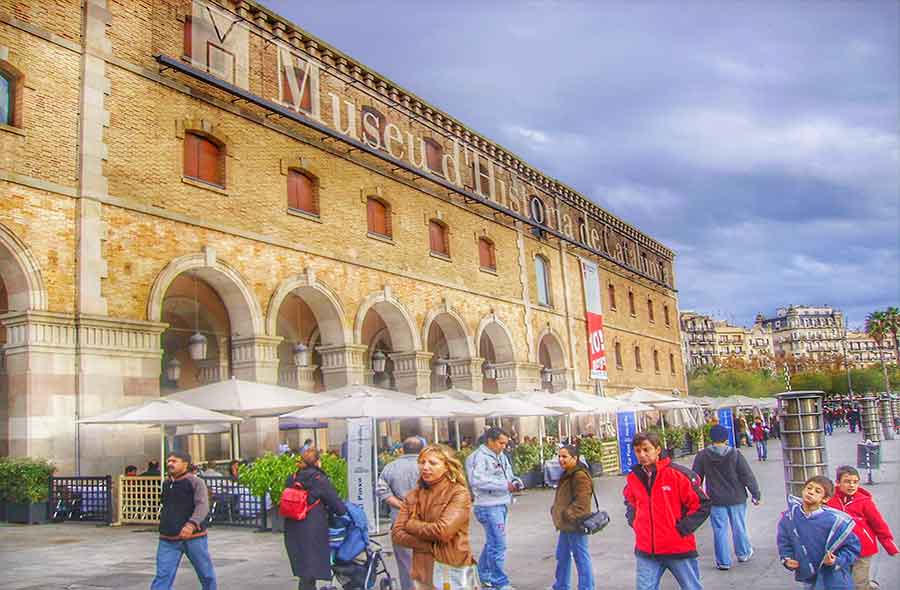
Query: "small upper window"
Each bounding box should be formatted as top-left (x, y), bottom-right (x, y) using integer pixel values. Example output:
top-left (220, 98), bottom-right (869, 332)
top-left (424, 138), bottom-right (443, 175)
top-left (628, 290), bottom-right (636, 316)
top-left (614, 342), bottom-right (623, 368)
top-left (658, 261), bottom-right (667, 283)
top-left (664, 304), bottom-right (671, 326)
top-left (184, 132), bottom-right (224, 187)
top-left (535, 255), bottom-right (551, 306)
top-left (478, 237), bottom-right (496, 271)
top-left (0, 71), bottom-right (11, 126)
top-left (367, 197), bottom-right (391, 238)
top-left (361, 106), bottom-right (386, 148)
top-left (471, 160), bottom-right (491, 195)
top-left (634, 345), bottom-right (642, 370)
top-left (647, 298), bottom-right (655, 322)
top-left (287, 169), bottom-right (318, 216)
top-left (608, 283), bottom-right (617, 310)
top-left (653, 349), bottom-right (660, 372)
top-left (429, 219), bottom-right (449, 257)
top-left (669, 352), bottom-right (676, 374)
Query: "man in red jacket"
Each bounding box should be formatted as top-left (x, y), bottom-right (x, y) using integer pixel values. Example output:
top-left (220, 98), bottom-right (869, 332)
top-left (826, 465), bottom-right (898, 590)
top-left (624, 431), bottom-right (711, 590)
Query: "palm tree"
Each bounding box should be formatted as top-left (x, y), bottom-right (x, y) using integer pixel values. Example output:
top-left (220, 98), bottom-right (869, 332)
top-left (884, 306), bottom-right (900, 366)
top-left (865, 311), bottom-right (890, 394)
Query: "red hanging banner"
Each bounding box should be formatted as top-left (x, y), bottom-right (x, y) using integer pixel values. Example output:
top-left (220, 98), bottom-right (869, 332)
top-left (581, 259), bottom-right (608, 380)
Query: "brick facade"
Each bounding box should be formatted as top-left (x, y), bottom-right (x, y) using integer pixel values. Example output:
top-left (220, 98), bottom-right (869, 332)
top-left (1, 0), bottom-right (687, 474)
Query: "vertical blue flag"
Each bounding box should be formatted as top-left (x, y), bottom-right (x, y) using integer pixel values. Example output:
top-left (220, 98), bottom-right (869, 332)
top-left (617, 411), bottom-right (639, 474)
top-left (717, 408), bottom-right (736, 447)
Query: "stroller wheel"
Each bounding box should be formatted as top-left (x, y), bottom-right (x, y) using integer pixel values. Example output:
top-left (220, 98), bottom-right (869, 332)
top-left (379, 577), bottom-right (398, 590)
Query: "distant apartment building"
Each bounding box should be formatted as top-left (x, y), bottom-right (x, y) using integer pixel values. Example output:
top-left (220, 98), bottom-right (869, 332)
top-left (756, 305), bottom-right (845, 362)
top-left (846, 330), bottom-right (898, 368)
top-left (680, 311), bottom-right (773, 370)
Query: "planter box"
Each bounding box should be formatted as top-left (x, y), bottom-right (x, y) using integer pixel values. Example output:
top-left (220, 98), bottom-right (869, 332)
top-left (589, 462), bottom-right (604, 477)
top-left (7, 502), bottom-right (49, 524)
top-left (521, 470), bottom-right (543, 489)
top-left (0, 501), bottom-right (6, 522)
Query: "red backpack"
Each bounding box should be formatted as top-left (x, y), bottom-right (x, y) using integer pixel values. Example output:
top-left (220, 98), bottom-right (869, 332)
top-left (280, 480), bottom-right (320, 521)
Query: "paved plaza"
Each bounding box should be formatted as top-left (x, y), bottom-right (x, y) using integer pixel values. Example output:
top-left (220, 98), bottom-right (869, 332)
top-left (1, 430), bottom-right (897, 590)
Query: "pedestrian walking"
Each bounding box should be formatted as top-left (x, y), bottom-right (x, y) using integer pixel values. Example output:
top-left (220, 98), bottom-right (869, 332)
top-left (465, 427), bottom-right (523, 590)
top-left (376, 436), bottom-right (426, 590)
top-left (750, 418), bottom-right (768, 461)
top-left (624, 431), bottom-right (710, 590)
top-left (392, 444), bottom-right (476, 590)
top-left (550, 445), bottom-right (594, 590)
top-left (150, 451), bottom-right (217, 590)
top-left (826, 466), bottom-right (898, 590)
top-left (691, 425), bottom-right (761, 571)
top-left (777, 475), bottom-right (860, 589)
top-left (737, 415), bottom-right (751, 447)
top-left (283, 448), bottom-right (347, 590)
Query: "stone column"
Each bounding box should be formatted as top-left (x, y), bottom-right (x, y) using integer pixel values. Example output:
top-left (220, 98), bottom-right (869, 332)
top-left (449, 357), bottom-right (484, 392)
top-left (231, 335), bottom-right (281, 384)
top-left (391, 351), bottom-right (433, 395)
top-left (318, 344), bottom-right (368, 389)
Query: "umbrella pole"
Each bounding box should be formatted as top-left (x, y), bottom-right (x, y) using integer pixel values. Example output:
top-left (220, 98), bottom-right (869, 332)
top-left (539, 417), bottom-right (545, 475)
top-left (372, 416), bottom-right (380, 535)
top-left (432, 418), bottom-right (439, 444)
top-left (454, 420), bottom-right (461, 451)
top-left (160, 427), bottom-right (166, 482)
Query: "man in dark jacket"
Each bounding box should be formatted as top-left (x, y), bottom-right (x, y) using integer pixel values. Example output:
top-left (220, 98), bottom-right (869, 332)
top-left (624, 431), bottom-right (710, 590)
top-left (691, 424), bottom-right (761, 572)
top-left (150, 451), bottom-right (216, 590)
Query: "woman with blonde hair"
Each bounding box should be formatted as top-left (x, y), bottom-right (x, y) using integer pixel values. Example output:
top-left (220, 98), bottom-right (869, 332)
top-left (392, 444), bottom-right (477, 590)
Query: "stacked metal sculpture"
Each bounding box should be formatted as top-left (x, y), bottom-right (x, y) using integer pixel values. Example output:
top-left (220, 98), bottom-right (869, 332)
top-left (777, 391), bottom-right (828, 498)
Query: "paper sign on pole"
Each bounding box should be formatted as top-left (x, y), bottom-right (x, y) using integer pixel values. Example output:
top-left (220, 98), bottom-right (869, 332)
top-left (716, 409), bottom-right (736, 447)
top-left (580, 259), bottom-right (608, 381)
top-left (346, 417), bottom-right (375, 529)
top-left (617, 411), bottom-right (639, 474)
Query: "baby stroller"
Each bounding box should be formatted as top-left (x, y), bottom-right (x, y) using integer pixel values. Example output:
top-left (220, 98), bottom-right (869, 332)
top-left (325, 503), bottom-right (397, 590)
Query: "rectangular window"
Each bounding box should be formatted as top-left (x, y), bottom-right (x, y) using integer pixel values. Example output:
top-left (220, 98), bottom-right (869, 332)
top-left (615, 342), bottom-right (623, 369)
top-left (287, 170), bottom-right (317, 215)
top-left (184, 132), bottom-right (223, 187)
top-left (628, 291), bottom-right (636, 316)
top-left (425, 138), bottom-right (443, 175)
top-left (535, 257), bottom-right (551, 306)
top-left (429, 220), bottom-right (449, 256)
top-left (664, 305), bottom-right (670, 326)
top-left (669, 353), bottom-right (676, 374)
top-left (648, 299), bottom-right (655, 322)
top-left (0, 73), bottom-right (10, 126)
top-left (653, 350), bottom-right (660, 372)
top-left (634, 346), bottom-right (642, 370)
top-left (608, 284), bottom-right (617, 310)
top-left (367, 197), bottom-right (390, 238)
top-left (478, 238), bottom-right (496, 271)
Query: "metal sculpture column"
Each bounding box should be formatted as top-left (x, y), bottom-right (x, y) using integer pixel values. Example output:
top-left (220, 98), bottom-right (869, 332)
top-left (879, 393), bottom-right (895, 441)
top-left (858, 397), bottom-right (881, 485)
top-left (777, 391), bottom-right (828, 498)
top-left (891, 394), bottom-right (900, 436)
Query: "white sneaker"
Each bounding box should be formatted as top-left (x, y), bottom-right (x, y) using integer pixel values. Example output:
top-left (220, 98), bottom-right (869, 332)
top-left (738, 548), bottom-right (754, 563)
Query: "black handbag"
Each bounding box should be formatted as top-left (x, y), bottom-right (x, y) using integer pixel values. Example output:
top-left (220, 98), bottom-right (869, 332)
top-left (577, 484), bottom-right (610, 535)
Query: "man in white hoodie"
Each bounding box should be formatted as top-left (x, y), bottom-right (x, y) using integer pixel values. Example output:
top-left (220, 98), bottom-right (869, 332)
top-left (465, 427), bottom-right (523, 590)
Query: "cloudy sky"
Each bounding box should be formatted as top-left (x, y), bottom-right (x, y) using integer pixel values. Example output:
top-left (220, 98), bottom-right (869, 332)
top-left (263, 0), bottom-right (899, 330)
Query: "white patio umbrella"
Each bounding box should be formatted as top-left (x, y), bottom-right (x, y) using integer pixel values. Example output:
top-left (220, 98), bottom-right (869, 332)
top-left (439, 387), bottom-right (494, 403)
top-left (617, 387), bottom-right (680, 404)
top-left (173, 422), bottom-right (231, 436)
top-left (413, 394), bottom-right (485, 450)
top-left (79, 398), bottom-right (242, 480)
top-left (479, 397), bottom-right (562, 466)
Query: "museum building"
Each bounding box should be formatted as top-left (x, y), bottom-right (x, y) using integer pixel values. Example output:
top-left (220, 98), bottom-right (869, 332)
top-left (0, 0), bottom-right (687, 474)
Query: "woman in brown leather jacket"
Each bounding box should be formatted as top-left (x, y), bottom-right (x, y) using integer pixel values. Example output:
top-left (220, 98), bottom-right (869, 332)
top-left (550, 445), bottom-right (595, 590)
top-left (392, 444), bottom-right (476, 590)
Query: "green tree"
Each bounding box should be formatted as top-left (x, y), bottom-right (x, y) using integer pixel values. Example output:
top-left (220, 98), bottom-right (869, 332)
top-left (866, 311), bottom-right (891, 393)
top-left (885, 306), bottom-right (900, 367)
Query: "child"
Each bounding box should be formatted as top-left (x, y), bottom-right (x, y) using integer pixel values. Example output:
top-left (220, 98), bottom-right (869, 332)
top-left (777, 475), bottom-right (861, 589)
top-left (826, 466), bottom-right (898, 590)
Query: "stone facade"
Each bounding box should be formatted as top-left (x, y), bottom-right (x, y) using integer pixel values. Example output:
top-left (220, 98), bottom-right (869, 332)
top-left (756, 305), bottom-right (845, 362)
top-left (681, 311), bottom-right (775, 370)
top-left (846, 330), bottom-right (898, 368)
top-left (1, 0), bottom-right (686, 475)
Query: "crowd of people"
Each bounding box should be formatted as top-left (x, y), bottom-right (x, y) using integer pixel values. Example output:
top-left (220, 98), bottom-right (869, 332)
top-left (146, 416), bottom-right (896, 590)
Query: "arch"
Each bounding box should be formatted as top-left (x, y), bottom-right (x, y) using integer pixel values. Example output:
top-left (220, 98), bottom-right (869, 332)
top-left (147, 253), bottom-right (263, 337)
top-left (536, 325), bottom-right (567, 368)
top-left (475, 314), bottom-right (516, 362)
top-left (422, 307), bottom-right (475, 360)
top-left (0, 223), bottom-right (47, 312)
top-left (353, 289), bottom-right (419, 352)
top-left (266, 273), bottom-right (349, 346)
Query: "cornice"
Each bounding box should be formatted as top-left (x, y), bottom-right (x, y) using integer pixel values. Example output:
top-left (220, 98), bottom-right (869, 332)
top-left (222, 0), bottom-right (674, 260)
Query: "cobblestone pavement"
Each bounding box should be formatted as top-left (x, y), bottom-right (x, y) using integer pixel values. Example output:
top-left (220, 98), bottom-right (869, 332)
top-left (1, 430), bottom-right (897, 589)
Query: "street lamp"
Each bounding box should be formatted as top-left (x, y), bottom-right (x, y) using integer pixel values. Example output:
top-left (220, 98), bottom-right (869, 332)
top-left (372, 350), bottom-right (387, 373)
top-left (434, 356), bottom-right (449, 377)
top-left (293, 342), bottom-right (309, 367)
top-left (188, 275), bottom-right (207, 360)
top-left (165, 357), bottom-right (181, 382)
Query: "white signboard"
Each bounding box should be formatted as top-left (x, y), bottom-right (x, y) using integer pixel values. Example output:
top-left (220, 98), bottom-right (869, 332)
top-left (346, 417), bottom-right (375, 529)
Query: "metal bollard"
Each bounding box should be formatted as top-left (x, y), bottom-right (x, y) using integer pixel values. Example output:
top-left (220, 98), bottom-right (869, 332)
top-left (777, 391), bottom-right (829, 498)
top-left (892, 394), bottom-right (900, 434)
top-left (860, 397), bottom-right (881, 444)
top-left (879, 393), bottom-right (895, 440)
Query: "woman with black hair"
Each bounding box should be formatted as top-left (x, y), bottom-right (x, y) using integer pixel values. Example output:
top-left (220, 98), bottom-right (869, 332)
top-left (550, 445), bottom-right (595, 590)
top-left (283, 448), bottom-right (347, 590)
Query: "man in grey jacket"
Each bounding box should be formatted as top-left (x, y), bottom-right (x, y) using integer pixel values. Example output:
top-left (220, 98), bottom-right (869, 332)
top-left (376, 436), bottom-right (424, 590)
top-left (465, 427), bottom-right (523, 590)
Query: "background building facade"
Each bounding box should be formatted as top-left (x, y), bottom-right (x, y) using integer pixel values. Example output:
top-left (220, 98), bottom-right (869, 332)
top-left (757, 305), bottom-right (845, 361)
top-left (0, 0), bottom-right (686, 474)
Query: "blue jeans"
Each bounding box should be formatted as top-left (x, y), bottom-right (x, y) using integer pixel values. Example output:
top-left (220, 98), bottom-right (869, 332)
top-left (553, 531), bottom-right (594, 590)
top-left (151, 537), bottom-right (217, 590)
top-left (710, 503), bottom-right (752, 568)
top-left (474, 504), bottom-right (509, 588)
top-left (635, 554), bottom-right (702, 590)
top-left (755, 439), bottom-right (767, 460)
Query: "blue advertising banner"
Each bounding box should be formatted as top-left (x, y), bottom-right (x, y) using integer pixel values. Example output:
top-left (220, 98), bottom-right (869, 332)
top-left (617, 411), bottom-right (639, 474)
top-left (717, 408), bottom-right (736, 447)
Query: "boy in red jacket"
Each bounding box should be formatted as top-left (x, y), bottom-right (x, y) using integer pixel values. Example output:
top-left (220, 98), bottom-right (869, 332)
top-left (624, 431), bottom-right (711, 590)
top-left (826, 466), bottom-right (898, 590)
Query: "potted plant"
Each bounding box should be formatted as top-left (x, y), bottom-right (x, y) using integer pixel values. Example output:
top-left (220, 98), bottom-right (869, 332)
top-left (664, 427), bottom-right (685, 458)
top-left (238, 452), bottom-right (300, 533)
top-left (455, 446), bottom-right (475, 465)
top-left (319, 452), bottom-right (348, 500)
top-left (1, 457), bottom-right (56, 524)
top-left (578, 437), bottom-right (604, 477)
top-left (512, 443), bottom-right (542, 488)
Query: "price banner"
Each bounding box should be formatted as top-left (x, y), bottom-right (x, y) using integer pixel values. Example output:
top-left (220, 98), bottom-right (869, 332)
top-left (581, 259), bottom-right (608, 380)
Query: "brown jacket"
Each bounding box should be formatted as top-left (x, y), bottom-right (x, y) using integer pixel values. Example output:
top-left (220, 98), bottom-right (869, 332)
top-left (391, 476), bottom-right (475, 584)
top-left (550, 465), bottom-right (594, 532)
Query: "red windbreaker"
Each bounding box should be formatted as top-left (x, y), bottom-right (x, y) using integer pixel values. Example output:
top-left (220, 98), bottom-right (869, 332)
top-left (623, 457), bottom-right (711, 559)
top-left (826, 487), bottom-right (898, 558)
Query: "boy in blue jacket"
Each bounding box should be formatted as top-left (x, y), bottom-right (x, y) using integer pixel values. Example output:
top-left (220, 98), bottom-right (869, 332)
top-left (777, 475), bottom-right (861, 589)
